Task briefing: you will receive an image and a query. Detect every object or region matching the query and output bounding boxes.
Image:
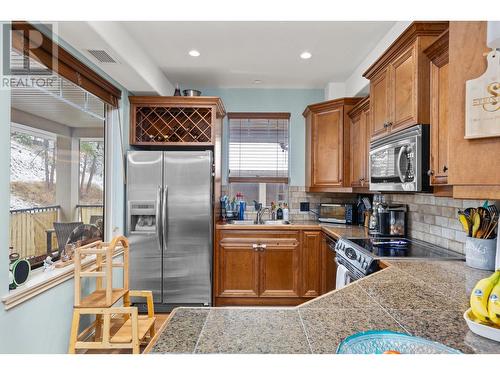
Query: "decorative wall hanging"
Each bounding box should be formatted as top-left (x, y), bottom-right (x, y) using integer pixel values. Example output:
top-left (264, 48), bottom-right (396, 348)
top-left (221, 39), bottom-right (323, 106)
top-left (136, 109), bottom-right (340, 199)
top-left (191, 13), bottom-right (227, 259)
top-left (465, 49), bottom-right (500, 139)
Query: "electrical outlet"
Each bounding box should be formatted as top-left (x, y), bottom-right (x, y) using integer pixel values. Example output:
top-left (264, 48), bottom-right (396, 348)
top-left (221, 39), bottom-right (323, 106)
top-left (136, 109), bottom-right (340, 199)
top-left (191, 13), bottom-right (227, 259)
top-left (300, 202), bottom-right (310, 212)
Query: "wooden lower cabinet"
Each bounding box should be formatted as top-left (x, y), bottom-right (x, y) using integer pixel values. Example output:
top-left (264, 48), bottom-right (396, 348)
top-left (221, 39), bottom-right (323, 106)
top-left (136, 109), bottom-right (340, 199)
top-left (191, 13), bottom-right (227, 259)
top-left (215, 229), bottom-right (333, 306)
top-left (301, 231), bottom-right (322, 298)
top-left (259, 236), bottom-right (300, 298)
top-left (217, 238), bottom-right (259, 298)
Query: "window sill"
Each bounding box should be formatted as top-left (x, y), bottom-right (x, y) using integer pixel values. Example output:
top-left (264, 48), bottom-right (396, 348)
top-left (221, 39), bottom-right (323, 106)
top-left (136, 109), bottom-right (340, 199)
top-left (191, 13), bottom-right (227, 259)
top-left (2, 246), bottom-right (124, 311)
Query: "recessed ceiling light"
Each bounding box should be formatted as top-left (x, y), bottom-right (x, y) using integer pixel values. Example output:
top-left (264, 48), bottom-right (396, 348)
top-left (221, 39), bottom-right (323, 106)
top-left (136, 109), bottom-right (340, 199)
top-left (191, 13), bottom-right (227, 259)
top-left (253, 79), bottom-right (262, 84)
top-left (300, 51), bottom-right (312, 59)
top-left (188, 50), bottom-right (200, 57)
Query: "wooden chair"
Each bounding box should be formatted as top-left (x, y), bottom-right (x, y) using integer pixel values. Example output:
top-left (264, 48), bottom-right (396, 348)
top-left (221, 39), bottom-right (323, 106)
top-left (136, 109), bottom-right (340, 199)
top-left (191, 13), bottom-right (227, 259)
top-left (68, 236), bottom-right (156, 354)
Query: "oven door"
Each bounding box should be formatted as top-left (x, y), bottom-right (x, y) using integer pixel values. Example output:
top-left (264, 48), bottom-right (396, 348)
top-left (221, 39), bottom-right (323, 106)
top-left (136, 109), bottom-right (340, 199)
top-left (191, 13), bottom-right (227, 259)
top-left (369, 137), bottom-right (420, 192)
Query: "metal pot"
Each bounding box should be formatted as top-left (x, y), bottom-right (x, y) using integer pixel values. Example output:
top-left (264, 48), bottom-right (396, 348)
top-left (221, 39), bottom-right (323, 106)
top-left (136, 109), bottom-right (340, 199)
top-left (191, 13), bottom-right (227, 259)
top-left (183, 89), bottom-right (201, 97)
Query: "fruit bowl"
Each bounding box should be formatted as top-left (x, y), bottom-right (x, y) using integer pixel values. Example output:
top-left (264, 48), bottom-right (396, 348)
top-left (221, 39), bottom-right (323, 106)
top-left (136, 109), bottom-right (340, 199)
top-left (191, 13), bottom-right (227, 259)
top-left (464, 308), bottom-right (500, 342)
top-left (336, 330), bottom-right (461, 354)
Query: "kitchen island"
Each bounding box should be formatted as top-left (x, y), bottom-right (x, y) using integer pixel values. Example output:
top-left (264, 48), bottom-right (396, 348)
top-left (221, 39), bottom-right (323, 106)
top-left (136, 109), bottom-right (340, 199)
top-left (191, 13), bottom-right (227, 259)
top-left (147, 225), bottom-right (500, 354)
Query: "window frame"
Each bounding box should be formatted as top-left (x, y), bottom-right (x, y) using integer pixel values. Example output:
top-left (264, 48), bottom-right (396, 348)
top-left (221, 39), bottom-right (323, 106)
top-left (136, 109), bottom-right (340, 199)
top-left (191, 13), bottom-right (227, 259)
top-left (227, 112), bottom-right (290, 184)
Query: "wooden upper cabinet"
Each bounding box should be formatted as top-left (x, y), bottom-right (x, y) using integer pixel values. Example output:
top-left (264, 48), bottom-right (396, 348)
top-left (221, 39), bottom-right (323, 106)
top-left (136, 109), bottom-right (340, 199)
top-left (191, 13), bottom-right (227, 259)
top-left (424, 30), bottom-right (450, 186)
top-left (391, 45), bottom-right (417, 131)
top-left (304, 98), bottom-right (362, 192)
top-left (314, 108), bottom-right (343, 186)
top-left (129, 96), bottom-right (225, 146)
top-left (370, 68), bottom-right (390, 139)
top-left (448, 22), bottom-right (500, 199)
top-left (348, 96), bottom-right (370, 188)
top-left (364, 21), bottom-right (449, 141)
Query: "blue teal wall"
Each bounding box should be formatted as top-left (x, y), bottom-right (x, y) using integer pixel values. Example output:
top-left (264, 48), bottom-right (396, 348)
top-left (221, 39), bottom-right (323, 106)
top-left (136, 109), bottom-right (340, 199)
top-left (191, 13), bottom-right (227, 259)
top-left (201, 88), bottom-right (324, 186)
top-left (0, 22), bottom-right (128, 353)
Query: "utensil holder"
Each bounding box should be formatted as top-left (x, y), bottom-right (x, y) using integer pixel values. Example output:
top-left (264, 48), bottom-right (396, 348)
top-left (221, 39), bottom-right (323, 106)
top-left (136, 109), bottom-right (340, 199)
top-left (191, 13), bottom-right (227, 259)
top-left (465, 237), bottom-right (497, 271)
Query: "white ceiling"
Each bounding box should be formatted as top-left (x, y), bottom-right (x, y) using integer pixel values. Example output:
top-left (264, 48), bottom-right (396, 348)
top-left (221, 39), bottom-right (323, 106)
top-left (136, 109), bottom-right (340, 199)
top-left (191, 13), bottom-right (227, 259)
top-left (119, 21), bottom-right (396, 89)
top-left (56, 21), bottom-right (396, 92)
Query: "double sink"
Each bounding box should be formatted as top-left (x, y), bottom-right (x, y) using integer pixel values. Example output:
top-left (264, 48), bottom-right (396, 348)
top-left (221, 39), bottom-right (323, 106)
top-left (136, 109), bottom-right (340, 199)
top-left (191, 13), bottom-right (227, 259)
top-left (228, 220), bottom-right (291, 225)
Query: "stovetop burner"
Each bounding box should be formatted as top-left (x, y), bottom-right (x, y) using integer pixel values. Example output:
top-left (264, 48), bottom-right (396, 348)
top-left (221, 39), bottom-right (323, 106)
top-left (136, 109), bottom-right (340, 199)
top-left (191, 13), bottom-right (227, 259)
top-left (347, 237), bottom-right (463, 259)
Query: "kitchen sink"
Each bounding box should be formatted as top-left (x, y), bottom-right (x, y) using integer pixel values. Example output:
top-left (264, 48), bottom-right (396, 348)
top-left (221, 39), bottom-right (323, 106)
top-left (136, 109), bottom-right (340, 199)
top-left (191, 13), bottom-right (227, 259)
top-left (227, 220), bottom-right (291, 225)
top-left (263, 220), bottom-right (291, 225)
top-left (227, 220), bottom-right (256, 225)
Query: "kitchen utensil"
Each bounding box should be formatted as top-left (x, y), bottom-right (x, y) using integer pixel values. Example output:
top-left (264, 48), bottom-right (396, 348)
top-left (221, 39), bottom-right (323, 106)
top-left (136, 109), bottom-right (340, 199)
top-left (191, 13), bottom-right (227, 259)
top-left (183, 89), bottom-right (201, 97)
top-left (488, 205), bottom-right (499, 218)
top-left (472, 212), bottom-right (481, 238)
top-left (459, 213), bottom-right (472, 237)
top-left (336, 330), bottom-right (461, 354)
top-left (464, 207), bottom-right (477, 220)
top-left (464, 308), bottom-right (500, 342)
top-left (476, 207), bottom-right (491, 238)
top-left (484, 214), bottom-right (498, 239)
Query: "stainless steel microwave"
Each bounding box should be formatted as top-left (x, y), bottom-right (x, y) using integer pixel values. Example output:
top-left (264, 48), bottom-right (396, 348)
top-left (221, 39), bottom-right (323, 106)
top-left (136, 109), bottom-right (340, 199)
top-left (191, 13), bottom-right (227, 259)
top-left (369, 124), bottom-right (430, 192)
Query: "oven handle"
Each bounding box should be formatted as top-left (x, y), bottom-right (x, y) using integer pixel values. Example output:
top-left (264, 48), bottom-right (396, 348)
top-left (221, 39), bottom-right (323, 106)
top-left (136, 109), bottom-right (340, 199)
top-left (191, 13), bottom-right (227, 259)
top-left (396, 145), bottom-right (407, 183)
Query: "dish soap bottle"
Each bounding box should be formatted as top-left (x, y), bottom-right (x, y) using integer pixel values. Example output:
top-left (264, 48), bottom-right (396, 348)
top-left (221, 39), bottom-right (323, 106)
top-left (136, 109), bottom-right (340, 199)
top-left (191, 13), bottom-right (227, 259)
top-left (282, 203), bottom-right (289, 222)
top-left (271, 201), bottom-right (277, 220)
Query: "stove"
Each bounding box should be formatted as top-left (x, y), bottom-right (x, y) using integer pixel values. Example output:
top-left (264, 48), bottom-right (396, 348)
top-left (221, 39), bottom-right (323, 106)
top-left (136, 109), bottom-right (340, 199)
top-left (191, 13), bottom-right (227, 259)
top-left (347, 237), bottom-right (464, 259)
top-left (333, 236), bottom-right (464, 280)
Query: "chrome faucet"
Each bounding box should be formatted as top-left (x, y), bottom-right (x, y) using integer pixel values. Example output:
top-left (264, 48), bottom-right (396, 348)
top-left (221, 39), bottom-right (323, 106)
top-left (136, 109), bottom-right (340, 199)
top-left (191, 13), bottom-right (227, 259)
top-left (253, 201), bottom-right (270, 224)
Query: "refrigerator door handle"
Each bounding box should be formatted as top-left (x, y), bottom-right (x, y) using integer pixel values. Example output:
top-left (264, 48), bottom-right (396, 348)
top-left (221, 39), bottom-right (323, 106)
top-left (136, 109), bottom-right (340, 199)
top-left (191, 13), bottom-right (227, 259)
top-left (156, 185), bottom-right (162, 252)
top-left (162, 185), bottom-right (168, 248)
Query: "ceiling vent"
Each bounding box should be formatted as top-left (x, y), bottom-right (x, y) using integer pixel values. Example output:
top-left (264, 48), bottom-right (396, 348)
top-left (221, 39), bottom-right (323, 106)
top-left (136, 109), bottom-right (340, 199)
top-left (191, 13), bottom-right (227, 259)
top-left (86, 49), bottom-right (119, 64)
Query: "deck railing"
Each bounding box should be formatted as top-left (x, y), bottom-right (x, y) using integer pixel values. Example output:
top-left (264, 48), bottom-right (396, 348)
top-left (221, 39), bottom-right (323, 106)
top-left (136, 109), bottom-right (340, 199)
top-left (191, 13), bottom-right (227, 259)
top-left (76, 204), bottom-right (103, 224)
top-left (9, 205), bottom-right (60, 259)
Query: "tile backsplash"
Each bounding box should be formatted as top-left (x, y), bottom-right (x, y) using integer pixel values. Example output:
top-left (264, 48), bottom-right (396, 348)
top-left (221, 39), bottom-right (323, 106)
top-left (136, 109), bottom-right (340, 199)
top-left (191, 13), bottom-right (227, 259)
top-left (222, 185), bottom-right (356, 221)
top-left (287, 186), bottom-right (356, 221)
top-left (385, 193), bottom-right (497, 255)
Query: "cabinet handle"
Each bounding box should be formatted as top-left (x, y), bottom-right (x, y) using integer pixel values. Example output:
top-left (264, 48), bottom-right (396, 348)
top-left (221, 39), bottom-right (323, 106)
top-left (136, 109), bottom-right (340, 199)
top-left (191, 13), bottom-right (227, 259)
top-left (427, 170), bottom-right (434, 176)
top-left (387, 122), bottom-right (393, 127)
top-left (383, 122), bottom-right (388, 128)
top-left (252, 244), bottom-right (259, 251)
top-left (260, 244), bottom-right (267, 251)
top-left (443, 165), bottom-right (448, 173)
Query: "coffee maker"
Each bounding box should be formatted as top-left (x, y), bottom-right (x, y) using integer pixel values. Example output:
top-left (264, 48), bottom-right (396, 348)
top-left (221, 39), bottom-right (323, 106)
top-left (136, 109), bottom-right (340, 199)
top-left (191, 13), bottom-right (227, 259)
top-left (371, 203), bottom-right (408, 237)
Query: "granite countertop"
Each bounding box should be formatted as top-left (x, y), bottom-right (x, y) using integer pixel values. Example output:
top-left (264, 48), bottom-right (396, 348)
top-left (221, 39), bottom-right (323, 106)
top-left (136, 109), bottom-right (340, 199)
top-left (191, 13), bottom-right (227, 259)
top-left (148, 225), bottom-right (500, 354)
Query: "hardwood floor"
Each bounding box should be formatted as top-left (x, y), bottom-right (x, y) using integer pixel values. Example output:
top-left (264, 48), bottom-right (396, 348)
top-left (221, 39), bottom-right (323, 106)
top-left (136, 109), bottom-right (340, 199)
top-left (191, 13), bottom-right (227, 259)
top-left (79, 313), bottom-right (169, 354)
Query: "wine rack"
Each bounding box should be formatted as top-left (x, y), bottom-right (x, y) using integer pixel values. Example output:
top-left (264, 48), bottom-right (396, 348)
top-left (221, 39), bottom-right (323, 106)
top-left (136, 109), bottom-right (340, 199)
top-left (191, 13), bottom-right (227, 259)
top-left (129, 97), bottom-right (225, 146)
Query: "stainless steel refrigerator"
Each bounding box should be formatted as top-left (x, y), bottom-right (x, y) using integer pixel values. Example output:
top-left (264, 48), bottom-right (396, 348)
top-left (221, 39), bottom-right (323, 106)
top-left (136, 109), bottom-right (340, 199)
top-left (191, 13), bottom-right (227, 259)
top-left (126, 150), bottom-right (212, 310)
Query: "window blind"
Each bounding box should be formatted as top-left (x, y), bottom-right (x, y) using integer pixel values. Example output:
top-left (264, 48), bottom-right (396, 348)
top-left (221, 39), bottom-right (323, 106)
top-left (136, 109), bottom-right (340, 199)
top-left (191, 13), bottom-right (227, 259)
top-left (11, 22), bottom-right (121, 107)
top-left (228, 112), bottom-right (290, 183)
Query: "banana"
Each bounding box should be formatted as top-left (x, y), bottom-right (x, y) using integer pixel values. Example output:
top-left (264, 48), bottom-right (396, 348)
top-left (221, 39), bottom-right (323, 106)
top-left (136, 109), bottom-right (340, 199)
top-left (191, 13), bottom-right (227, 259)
top-left (488, 278), bottom-right (500, 326)
top-left (470, 270), bottom-right (500, 323)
